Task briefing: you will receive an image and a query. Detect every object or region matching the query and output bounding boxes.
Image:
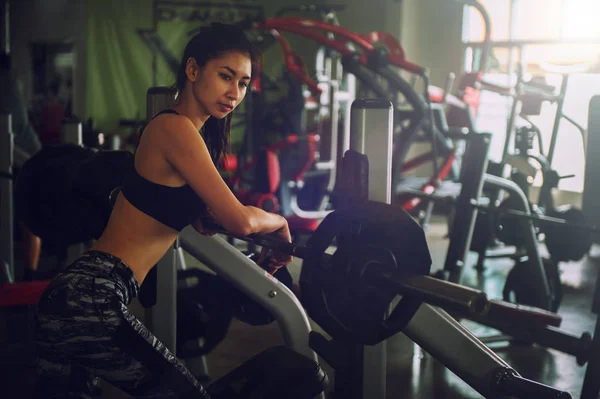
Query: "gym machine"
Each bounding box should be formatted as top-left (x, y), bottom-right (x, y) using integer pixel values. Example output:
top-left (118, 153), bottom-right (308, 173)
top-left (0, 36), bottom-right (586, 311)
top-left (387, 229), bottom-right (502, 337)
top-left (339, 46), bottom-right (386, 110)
top-left (576, 95), bottom-right (600, 399)
top-left (232, 8), bottom-right (357, 223)
top-left (331, 99), bottom-right (566, 399)
top-left (143, 87), bottom-right (570, 398)
top-left (0, 107), bottom-right (87, 284)
top-left (582, 96), bottom-right (600, 241)
top-left (405, 100), bottom-right (600, 399)
top-left (460, 26), bottom-right (597, 268)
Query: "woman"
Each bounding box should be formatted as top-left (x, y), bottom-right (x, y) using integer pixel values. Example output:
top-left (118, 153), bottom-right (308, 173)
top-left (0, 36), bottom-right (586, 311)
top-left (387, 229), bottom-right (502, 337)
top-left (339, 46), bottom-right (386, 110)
top-left (34, 23), bottom-right (292, 398)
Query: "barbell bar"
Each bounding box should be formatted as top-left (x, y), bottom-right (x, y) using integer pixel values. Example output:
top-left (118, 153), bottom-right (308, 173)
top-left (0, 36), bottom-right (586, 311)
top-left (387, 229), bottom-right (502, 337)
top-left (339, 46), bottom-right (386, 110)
top-left (204, 220), bottom-right (562, 327)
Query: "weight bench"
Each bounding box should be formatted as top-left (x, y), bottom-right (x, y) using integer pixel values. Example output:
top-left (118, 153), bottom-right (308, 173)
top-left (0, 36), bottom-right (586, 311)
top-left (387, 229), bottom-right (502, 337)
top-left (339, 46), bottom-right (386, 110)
top-left (0, 280), bottom-right (50, 307)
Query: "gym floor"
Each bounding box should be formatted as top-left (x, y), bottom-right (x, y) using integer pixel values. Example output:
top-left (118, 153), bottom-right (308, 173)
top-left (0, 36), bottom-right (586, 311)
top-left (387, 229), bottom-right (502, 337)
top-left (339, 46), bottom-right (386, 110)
top-left (1, 215), bottom-right (598, 399)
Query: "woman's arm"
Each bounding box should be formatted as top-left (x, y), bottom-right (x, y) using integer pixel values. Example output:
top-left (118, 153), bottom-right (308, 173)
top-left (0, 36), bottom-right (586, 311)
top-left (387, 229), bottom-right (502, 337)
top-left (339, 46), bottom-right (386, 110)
top-left (160, 115), bottom-right (289, 239)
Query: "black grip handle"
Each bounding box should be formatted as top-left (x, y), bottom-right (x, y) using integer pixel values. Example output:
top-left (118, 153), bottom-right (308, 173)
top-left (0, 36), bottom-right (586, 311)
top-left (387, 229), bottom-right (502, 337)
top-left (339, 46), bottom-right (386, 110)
top-left (199, 219), bottom-right (305, 257)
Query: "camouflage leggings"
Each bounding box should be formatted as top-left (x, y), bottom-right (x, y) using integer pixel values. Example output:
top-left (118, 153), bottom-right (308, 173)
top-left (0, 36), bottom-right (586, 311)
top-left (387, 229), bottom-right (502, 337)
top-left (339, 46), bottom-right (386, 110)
top-left (34, 250), bottom-right (209, 399)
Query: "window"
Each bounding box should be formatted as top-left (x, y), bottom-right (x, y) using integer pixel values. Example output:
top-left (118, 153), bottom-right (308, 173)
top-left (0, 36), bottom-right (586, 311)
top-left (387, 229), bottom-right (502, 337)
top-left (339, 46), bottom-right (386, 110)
top-left (465, 0), bottom-right (511, 42)
top-left (464, 0), bottom-right (600, 42)
top-left (462, 0), bottom-right (600, 193)
top-left (513, 0), bottom-right (563, 41)
top-left (563, 0), bottom-right (600, 40)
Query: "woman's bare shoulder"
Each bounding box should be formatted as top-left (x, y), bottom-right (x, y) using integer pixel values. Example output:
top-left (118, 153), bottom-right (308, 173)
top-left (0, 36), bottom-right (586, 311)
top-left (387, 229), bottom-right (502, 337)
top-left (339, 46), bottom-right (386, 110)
top-left (145, 112), bottom-right (195, 135)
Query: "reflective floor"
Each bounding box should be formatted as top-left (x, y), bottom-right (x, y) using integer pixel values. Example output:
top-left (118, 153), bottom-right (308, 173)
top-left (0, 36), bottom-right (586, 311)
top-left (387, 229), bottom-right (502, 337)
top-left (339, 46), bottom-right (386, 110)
top-left (1, 217), bottom-right (599, 398)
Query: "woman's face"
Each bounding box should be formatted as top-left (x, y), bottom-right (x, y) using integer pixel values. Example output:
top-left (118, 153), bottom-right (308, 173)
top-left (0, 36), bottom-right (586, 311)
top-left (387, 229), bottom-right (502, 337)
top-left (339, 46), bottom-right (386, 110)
top-left (186, 51), bottom-right (252, 119)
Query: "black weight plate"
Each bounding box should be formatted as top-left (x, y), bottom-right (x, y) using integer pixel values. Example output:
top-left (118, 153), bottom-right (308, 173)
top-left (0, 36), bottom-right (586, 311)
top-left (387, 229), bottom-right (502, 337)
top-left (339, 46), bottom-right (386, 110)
top-left (502, 258), bottom-right (562, 312)
top-left (544, 206), bottom-right (592, 262)
top-left (300, 201), bottom-right (431, 345)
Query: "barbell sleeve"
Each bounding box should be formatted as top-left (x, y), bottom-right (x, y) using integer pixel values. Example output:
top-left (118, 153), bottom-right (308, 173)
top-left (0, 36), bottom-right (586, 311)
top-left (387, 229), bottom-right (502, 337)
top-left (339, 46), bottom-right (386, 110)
top-left (371, 271), bottom-right (490, 317)
top-left (485, 299), bottom-right (562, 327)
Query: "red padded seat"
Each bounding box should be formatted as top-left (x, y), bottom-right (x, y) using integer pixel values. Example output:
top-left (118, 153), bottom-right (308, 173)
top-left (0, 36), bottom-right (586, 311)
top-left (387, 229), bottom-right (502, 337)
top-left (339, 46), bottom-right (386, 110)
top-left (0, 281), bottom-right (50, 307)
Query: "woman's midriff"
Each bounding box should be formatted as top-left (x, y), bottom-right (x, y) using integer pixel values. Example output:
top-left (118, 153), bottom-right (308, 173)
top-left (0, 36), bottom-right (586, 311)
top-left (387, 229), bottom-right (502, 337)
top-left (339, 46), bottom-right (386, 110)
top-left (91, 193), bottom-right (180, 285)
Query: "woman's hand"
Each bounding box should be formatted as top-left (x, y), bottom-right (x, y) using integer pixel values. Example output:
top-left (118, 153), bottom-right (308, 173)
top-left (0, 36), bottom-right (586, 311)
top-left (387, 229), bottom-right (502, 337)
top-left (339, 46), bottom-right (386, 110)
top-left (192, 208), bottom-right (220, 236)
top-left (256, 217), bottom-right (293, 274)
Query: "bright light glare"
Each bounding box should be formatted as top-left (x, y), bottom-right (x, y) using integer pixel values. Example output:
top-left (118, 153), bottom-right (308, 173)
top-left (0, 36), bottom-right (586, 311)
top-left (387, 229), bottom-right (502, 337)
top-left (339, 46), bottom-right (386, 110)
top-left (563, 0), bottom-right (600, 40)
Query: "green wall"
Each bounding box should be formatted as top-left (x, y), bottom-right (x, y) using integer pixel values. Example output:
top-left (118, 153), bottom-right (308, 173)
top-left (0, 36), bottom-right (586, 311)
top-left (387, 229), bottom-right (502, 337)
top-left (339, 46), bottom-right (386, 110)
top-left (81, 0), bottom-right (465, 137)
top-left (11, 0), bottom-right (465, 135)
top-left (401, 0), bottom-right (464, 88)
top-left (83, 0), bottom-right (411, 133)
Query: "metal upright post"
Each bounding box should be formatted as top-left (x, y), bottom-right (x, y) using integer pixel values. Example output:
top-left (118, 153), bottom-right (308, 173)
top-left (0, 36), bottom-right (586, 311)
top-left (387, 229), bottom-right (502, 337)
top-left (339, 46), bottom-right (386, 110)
top-left (0, 113), bottom-right (14, 282)
top-left (582, 96), bottom-right (600, 243)
top-left (1, 0), bottom-right (10, 55)
top-left (145, 87), bottom-right (178, 353)
top-left (60, 121), bottom-right (85, 266)
top-left (348, 99), bottom-right (394, 399)
top-left (579, 95), bottom-right (600, 399)
top-left (546, 74), bottom-right (569, 166)
top-left (443, 132), bottom-right (491, 280)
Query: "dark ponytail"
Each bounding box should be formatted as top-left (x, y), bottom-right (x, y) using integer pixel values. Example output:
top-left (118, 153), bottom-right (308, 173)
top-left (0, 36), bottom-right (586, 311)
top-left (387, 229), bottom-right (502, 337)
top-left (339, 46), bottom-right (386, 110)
top-left (202, 113), bottom-right (232, 167)
top-left (174, 22), bottom-right (257, 165)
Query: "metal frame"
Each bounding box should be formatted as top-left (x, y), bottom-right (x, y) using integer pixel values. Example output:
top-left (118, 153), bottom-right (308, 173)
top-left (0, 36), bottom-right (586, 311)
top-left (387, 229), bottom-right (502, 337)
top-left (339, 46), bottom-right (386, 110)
top-left (342, 99), bottom-right (553, 399)
top-left (273, 16), bottom-right (357, 219)
top-left (0, 114), bottom-right (14, 282)
top-left (441, 127), bottom-right (552, 309)
top-left (443, 132), bottom-right (490, 280)
top-left (0, 111), bottom-right (85, 284)
top-left (582, 96), bottom-right (600, 242)
top-left (347, 98), bottom-right (395, 398)
top-left (498, 64), bottom-right (588, 168)
top-left (147, 226), bottom-right (320, 386)
top-left (179, 231), bottom-right (317, 363)
top-left (581, 250), bottom-right (600, 398)
top-left (581, 95), bottom-right (600, 398)
top-left (403, 304), bottom-right (515, 395)
top-left (461, 1), bottom-right (599, 170)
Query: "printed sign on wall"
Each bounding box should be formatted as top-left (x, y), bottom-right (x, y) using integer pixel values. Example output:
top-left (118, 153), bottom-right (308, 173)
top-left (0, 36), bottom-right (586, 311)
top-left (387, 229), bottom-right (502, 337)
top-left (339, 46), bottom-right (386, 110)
top-left (138, 1), bottom-right (264, 84)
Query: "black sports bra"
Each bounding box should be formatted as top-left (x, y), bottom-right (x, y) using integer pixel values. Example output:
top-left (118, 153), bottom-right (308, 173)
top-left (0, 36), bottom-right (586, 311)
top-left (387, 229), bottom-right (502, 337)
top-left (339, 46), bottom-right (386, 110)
top-left (121, 109), bottom-right (207, 231)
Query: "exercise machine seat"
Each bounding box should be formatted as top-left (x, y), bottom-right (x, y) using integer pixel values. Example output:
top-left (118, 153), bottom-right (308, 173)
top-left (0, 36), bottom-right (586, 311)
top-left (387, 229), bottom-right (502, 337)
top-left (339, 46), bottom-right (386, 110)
top-left (0, 281), bottom-right (50, 307)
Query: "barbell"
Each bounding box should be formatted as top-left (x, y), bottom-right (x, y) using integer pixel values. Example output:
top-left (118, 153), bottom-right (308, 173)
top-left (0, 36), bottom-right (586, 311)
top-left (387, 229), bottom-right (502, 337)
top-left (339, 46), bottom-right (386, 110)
top-left (205, 200), bottom-right (562, 345)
